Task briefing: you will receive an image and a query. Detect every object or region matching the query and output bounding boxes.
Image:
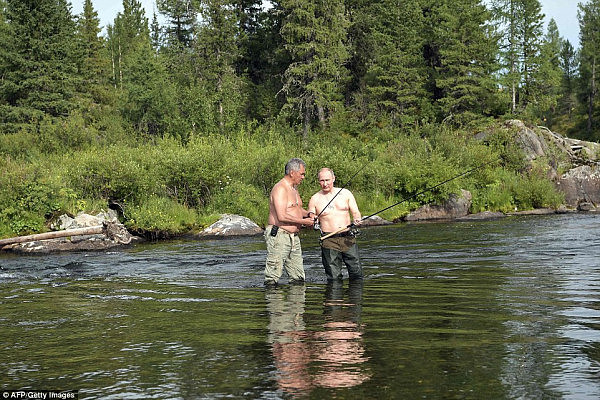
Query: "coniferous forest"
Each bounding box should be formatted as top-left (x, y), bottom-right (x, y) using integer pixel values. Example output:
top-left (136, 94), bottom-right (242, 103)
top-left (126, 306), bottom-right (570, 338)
top-left (1, 0), bottom-right (599, 237)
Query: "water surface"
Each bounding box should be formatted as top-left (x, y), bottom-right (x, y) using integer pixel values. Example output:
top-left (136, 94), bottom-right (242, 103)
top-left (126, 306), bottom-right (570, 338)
top-left (1, 214), bottom-right (599, 399)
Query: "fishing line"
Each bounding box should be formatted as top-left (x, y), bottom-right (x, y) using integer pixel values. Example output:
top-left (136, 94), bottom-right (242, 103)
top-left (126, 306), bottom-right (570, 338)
top-left (319, 159), bottom-right (497, 241)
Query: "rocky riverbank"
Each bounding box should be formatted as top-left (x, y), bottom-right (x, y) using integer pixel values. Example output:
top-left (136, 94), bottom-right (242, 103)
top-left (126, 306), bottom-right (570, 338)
top-left (1, 120), bottom-right (597, 254)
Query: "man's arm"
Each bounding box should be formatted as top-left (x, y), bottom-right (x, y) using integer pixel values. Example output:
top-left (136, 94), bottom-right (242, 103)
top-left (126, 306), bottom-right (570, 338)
top-left (346, 190), bottom-right (362, 225)
top-left (307, 195), bottom-right (317, 217)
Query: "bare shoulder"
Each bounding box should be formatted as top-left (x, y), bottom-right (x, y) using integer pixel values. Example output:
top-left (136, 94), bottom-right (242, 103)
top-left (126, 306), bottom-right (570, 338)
top-left (271, 179), bottom-right (286, 194)
top-left (309, 191), bottom-right (322, 202)
top-left (341, 188), bottom-right (355, 198)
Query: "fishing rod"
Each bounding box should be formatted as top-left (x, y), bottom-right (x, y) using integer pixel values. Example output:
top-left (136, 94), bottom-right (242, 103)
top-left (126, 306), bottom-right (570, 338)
top-left (319, 159), bottom-right (496, 241)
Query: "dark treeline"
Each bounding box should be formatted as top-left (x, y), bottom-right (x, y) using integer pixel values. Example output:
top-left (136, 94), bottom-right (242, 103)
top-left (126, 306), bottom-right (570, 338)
top-left (0, 0), bottom-right (597, 237)
top-left (0, 0), bottom-right (598, 140)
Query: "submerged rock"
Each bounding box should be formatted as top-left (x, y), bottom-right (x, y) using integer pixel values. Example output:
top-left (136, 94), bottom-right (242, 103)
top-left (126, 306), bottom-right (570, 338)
top-left (456, 211), bottom-right (506, 221)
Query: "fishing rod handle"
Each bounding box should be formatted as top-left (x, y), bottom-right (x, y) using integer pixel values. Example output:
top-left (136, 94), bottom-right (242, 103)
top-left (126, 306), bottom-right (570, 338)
top-left (319, 225), bottom-right (351, 241)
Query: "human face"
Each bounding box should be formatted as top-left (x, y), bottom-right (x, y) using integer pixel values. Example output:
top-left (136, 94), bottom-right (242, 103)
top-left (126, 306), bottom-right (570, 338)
top-left (290, 165), bottom-right (306, 186)
top-left (318, 170), bottom-right (335, 193)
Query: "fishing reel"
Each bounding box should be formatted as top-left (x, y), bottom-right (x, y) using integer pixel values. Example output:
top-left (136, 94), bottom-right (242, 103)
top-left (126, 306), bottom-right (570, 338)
top-left (313, 220), bottom-right (321, 231)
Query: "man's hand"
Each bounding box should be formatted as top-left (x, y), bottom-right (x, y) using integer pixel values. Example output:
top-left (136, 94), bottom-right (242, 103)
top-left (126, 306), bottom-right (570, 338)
top-left (301, 216), bottom-right (315, 227)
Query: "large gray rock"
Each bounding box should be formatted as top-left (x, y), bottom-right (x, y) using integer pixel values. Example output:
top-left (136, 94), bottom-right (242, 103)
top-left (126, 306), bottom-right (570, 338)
top-left (404, 189), bottom-right (472, 221)
top-left (51, 210), bottom-right (119, 230)
top-left (198, 214), bottom-right (263, 237)
top-left (508, 120), bottom-right (549, 161)
top-left (556, 165), bottom-right (600, 209)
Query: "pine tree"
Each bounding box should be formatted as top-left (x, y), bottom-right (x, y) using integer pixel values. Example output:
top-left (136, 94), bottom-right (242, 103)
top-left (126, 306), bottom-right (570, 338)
top-left (519, 0), bottom-right (544, 108)
top-left (76, 0), bottom-right (112, 104)
top-left (0, 0), bottom-right (80, 129)
top-left (578, 0), bottom-right (600, 139)
top-left (423, 0), bottom-right (499, 125)
top-left (235, 1), bottom-right (288, 122)
top-left (193, 0), bottom-right (246, 134)
top-left (363, 0), bottom-right (428, 127)
top-left (280, 0), bottom-right (350, 141)
top-left (151, 12), bottom-right (163, 49)
top-left (120, 45), bottom-right (179, 136)
top-left (106, 0), bottom-right (178, 135)
top-left (558, 39), bottom-right (578, 120)
top-left (490, 0), bottom-right (519, 113)
top-left (344, 0), bottom-right (374, 115)
top-left (490, 0), bottom-right (544, 115)
top-left (106, 0), bottom-right (150, 88)
top-left (532, 19), bottom-right (563, 125)
top-left (157, 0), bottom-right (196, 48)
top-left (0, 0), bottom-right (8, 77)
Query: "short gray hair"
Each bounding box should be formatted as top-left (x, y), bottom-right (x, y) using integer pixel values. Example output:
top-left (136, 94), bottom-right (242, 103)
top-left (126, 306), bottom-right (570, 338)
top-left (285, 158), bottom-right (306, 175)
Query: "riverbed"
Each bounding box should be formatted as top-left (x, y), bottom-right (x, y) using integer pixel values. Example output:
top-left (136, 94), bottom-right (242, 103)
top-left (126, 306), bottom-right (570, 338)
top-left (1, 213), bottom-right (599, 399)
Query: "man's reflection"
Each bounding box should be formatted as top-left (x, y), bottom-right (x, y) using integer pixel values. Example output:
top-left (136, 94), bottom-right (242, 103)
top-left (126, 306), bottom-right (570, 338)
top-left (266, 284), bottom-right (311, 393)
top-left (316, 279), bottom-right (370, 388)
top-left (266, 281), bottom-right (370, 395)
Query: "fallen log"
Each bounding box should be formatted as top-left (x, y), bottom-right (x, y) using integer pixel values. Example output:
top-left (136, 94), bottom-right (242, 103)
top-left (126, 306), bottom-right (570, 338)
top-left (0, 225), bottom-right (104, 247)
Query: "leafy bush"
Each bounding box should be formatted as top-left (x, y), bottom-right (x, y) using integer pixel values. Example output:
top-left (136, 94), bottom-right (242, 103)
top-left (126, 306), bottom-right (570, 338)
top-left (0, 164), bottom-right (67, 235)
top-left (124, 196), bottom-right (198, 234)
top-left (208, 181), bottom-right (269, 225)
top-left (65, 145), bottom-right (159, 203)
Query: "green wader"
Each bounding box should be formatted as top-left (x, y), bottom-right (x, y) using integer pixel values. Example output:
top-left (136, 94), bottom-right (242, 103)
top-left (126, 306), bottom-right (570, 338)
top-left (320, 234), bottom-right (362, 281)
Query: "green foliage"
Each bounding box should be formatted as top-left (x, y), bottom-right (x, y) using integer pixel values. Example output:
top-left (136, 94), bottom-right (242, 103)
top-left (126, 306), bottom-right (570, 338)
top-left (0, 0), bottom-right (594, 239)
top-left (0, 163), bottom-right (67, 235)
top-left (363, 0), bottom-right (427, 127)
top-left (470, 166), bottom-right (564, 213)
top-left (208, 181), bottom-right (269, 225)
top-left (0, 0), bottom-right (80, 131)
top-left (152, 137), bottom-right (221, 207)
top-left (423, 0), bottom-right (500, 125)
top-left (280, 0), bottom-right (350, 139)
top-left (125, 195), bottom-right (197, 234)
top-left (65, 145), bottom-right (159, 204)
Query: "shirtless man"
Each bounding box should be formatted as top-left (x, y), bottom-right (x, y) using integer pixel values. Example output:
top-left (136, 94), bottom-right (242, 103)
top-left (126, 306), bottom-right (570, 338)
top-left (264, 158), bottom-right (315, 285)
top-left (308, 168), bottom-right (363, 281)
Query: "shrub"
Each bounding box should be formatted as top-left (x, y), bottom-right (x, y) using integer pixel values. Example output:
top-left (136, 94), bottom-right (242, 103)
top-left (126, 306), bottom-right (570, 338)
top-left (124, 196), bottom-right (198, 234)
top-left (208, 181), bottom-right (269, 225)
top-left (0, 164), bottom-right (66, 235)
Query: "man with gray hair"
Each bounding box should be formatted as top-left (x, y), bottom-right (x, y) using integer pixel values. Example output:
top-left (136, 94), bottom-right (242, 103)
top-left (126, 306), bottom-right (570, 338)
top-left (264, 158), bottom-right (315, 285)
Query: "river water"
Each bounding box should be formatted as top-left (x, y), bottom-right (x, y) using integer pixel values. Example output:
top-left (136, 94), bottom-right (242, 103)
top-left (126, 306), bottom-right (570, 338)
top-left (1, 214), bottom-right (599, 399)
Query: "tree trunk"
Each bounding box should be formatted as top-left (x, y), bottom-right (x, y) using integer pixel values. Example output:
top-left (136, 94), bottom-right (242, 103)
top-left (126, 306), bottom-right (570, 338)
top-left (0, 226), bottom-right (104, 247)
top-left (317, 104), bottom-right (326, 128)
top-left (218, 75), bottom-right (224, 133)
top-left (588, 55), bottom-right (596, 137)
top-left (303, 104), bottom-right (310, 144)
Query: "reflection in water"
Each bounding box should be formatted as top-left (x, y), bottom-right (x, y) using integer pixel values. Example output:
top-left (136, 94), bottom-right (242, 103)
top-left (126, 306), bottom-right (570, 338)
top-left (266, 281), bottom-right (370, 395)
top-left (318, 280), bottom-right (370, 388)
top-left (266, 284), bottom-right (311, 393)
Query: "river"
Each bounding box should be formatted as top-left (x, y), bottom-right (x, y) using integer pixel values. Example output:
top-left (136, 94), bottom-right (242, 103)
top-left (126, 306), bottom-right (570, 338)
top-left (1, 213), bottom-right (599, 399)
